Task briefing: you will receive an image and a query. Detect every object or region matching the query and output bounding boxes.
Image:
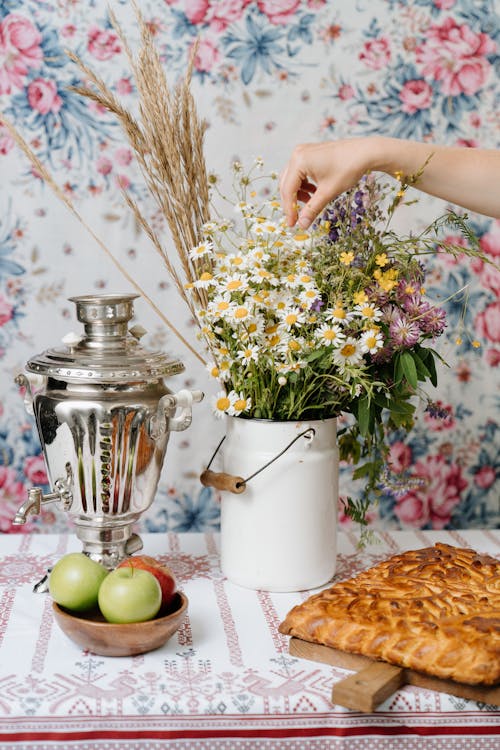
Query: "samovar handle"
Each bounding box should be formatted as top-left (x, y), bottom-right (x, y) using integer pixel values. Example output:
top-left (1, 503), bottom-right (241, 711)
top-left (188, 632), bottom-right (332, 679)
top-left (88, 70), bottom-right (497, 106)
top-left (15, 373), bottom-right (35, 416)
top-left (149, 389), bottom-right (204, 438)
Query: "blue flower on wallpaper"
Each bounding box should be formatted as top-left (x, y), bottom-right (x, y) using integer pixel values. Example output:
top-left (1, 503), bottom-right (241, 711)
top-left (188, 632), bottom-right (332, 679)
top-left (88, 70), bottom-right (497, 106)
top-left (223, 13), bottom-right (287, 85)
top-left (145, 486), bottom-right (220, 533)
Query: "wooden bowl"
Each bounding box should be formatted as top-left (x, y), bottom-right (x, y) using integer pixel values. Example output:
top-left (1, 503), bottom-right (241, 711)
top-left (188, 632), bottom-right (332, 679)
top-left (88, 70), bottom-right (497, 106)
top-left (52, 592), bottom-right (188, 656)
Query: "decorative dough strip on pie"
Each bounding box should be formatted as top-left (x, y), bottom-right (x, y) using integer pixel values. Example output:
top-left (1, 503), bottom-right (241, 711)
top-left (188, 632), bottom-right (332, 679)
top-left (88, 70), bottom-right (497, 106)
top-left (279, 543), bottom-right (500, 685)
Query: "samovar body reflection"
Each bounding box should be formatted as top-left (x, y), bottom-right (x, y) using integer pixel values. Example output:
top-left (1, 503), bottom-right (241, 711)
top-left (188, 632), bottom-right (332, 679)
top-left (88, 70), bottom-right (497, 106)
top-left (14, 293), bottom-right (202, 568)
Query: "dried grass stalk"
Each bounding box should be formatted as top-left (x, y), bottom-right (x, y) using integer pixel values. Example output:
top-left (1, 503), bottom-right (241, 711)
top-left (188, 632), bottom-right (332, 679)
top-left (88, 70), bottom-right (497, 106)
top-left (0, 113), bottom-right (205, 365)
top-left (70, 1), bottom-right (212, 312)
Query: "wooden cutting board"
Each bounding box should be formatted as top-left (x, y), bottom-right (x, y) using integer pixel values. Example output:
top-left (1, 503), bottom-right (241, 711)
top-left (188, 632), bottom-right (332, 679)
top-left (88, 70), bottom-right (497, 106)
top-left (289, 637), bottom-right (500, 712)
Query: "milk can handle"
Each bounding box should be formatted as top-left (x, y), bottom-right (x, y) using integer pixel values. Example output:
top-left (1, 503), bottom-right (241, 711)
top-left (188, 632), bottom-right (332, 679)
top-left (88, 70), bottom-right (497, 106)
top-left (200, 427), bottom-right (315, 494)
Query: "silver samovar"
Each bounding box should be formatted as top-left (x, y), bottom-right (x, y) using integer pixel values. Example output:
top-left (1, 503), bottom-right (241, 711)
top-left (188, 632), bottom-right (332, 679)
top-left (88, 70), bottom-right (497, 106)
top-left (13, 293), bottom-right (203, 568)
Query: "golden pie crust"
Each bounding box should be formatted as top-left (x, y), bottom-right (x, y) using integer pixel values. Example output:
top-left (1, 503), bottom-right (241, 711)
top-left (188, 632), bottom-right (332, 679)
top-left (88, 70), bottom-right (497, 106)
top-left (279, 543), bottom-right (500, 685)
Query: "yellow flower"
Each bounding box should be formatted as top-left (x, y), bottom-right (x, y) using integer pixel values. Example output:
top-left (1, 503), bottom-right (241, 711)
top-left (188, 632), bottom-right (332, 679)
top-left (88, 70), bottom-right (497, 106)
top-left (375, 253), bottom-right (388, 267)
top-left (353, 291), bottom-right (368, 304)
top-left (472, 340), bottom-right (481, 348)
top-left (340, 251), bottom-right (355, 265)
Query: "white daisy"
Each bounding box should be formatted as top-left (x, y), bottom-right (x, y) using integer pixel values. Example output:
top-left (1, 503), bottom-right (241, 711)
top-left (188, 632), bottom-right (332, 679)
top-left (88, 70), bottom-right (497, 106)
top-left (354, 302), bottom-right (383, 322)
top-left (325, 305), bottom-right (354, 324)
top-left (189, 241), bottom-right (214, 260)
top-left (234, 201), bottom-right (254, 214)
top-left (314, 323), bottom-right (346, 346)
top-left (237, 345), bottom-right (260, 365)
top-left (332, 337), bottom-right (364, 371)
top-left (297, 287), bottom-right (321, 308)
top-left (219, 274), bottom-right (248, 294)
top-left (208, 293), bottom-right (234, 318)
top-left (230, 304), bottom-right (253, 324)
top-left (227, 391), bottom-right (252, 416)
top-left (194, 271), bottom-right (215, 289)
top-left (278, 306), bottom-right (307, 330)
top-left (211, 390), bottom-right (234, 418)
top-left (360, 328), bottom-right (384, 354)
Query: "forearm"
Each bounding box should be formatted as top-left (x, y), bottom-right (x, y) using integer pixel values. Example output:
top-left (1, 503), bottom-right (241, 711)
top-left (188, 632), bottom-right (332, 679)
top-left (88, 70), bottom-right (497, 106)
top-left (369, 136), bottom-right (500, 219)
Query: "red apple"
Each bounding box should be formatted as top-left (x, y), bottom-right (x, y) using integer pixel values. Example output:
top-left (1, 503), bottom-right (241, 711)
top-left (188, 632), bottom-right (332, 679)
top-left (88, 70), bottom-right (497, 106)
top-left (117, 555), bottom-right (177, 609)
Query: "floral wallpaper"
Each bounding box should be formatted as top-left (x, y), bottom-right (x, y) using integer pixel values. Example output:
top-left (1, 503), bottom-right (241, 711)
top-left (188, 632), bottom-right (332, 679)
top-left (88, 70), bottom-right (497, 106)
top-left (0, 0), bottom-right (498, 537)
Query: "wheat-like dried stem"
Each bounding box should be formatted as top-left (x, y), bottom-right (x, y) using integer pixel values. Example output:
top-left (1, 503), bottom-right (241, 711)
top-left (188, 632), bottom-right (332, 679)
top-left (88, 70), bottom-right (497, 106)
top-left (0, 113), bottom-right (206, 365)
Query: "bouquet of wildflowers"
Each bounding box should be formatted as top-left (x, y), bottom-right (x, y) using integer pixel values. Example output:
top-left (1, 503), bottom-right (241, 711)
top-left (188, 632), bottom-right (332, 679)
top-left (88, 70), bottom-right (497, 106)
top-left (187, 160), bottom-right (481, 526)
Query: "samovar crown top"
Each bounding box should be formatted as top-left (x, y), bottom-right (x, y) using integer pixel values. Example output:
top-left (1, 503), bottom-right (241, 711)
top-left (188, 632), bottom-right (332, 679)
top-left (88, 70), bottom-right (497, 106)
top-left (25, 293), bottom-right (184, 383)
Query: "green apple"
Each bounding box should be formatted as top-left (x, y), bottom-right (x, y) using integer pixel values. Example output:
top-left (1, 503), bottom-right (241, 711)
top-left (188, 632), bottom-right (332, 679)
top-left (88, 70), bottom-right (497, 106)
top-left (97, 567), bottom-right (162, 624)
top-left (49, 552), bottom-right (108, 612)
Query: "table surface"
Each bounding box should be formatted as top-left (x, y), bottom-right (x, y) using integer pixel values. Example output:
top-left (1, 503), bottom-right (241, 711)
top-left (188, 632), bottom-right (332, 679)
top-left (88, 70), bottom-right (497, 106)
top-left (0, 528), bottom-right (499, 750)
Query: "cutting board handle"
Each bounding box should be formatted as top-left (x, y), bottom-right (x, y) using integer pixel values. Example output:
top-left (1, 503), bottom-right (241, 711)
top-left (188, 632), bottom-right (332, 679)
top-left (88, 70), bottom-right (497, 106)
top-left (332, 662), bottom-right (405, 712)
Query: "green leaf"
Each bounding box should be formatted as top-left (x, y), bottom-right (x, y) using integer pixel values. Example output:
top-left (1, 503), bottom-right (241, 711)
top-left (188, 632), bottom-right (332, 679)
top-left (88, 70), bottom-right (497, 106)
top-left (400, 351), bottom-right (418, 389)
top-left (356, 396), bottom-right (371, 437)
top-left (426, 352), bottom-right (438, 387)
top-left (412, 351), bottom-right (431, 380)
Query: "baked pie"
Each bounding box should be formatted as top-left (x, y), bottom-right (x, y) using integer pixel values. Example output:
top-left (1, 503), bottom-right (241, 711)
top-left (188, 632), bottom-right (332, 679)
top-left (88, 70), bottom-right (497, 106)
top-left (279, 543), bottom-right (500, 685)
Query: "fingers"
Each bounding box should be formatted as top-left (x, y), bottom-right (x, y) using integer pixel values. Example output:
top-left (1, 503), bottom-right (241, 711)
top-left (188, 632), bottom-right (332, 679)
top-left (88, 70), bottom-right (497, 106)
top-left (279, 164), bottom-right (301, 226)
top-left (297, 189), bottom-right (334, 229)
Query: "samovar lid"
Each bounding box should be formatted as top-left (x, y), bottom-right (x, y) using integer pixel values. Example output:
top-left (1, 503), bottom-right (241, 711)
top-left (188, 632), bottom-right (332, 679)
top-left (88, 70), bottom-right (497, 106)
top-left (25, 294), bottom-right (184, 382)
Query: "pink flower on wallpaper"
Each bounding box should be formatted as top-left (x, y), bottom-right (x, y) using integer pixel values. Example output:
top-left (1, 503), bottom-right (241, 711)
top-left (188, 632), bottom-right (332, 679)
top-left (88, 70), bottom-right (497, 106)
top-left (338, 84), bottom-right (355, 100)
top-left (116, 77), bottom-right (133, 95)
top-left (0, 125), bottom-right (14, 155)
top-left (416, 17), bottom-right (496, 96)
top-left (0, 13), bottom-right (43, 94)
top-left (257, 0), bottom-right (301, 25)
top-left (359, 37), bottom-right (391, 70)
top-left (0, 295), bottom-right (14, 326)
top-left (116, 174), bottom-right (130, 189)
top-left (0, 465), bottom-right (25, 505)
top-left (388, 441), bottom-right (412, 473)
top-left (394, 455), bottom-right (467, 529)
top-left (423, 401), bottom-right (455, 431)
top-left (479, 262), bottom-right (500, 297)
top-left (474, 464), bottom-right (496, 490)
top-left (184, 0), bottom-right (210, 24)
top-left (485, 348), bottom-right (500, 367)
top-left (192, 37), bottom-right (220, 72)
top-left (0, 466), bottom-right (29, 533)
top-left (114, 147), bottom-right (133, 166)
top-left (207, 0), bottom-right (252, 31)
top-left (23, 455), bottom-right (48, 485)
top-left (475, 300), bottom-right (500, 343)
top-left (96, 156), bottom-right (113, 175)
top-left (399, 79), bottom-right (432, 114)
top-left (480, 222), bottom-right (500, 260)
top-left (87, 25), bottom-right (121, 61)
top-left (434, 0), bottom-right (456, 8)
top-left (61, 24), bottom-right (77, 38)
top-left (27, 78), bottom-right (62, 115)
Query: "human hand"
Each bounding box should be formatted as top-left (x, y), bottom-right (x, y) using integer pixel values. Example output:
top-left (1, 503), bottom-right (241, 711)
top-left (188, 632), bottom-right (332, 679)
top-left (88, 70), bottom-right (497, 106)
top-left (279, 139), bottom-right (375, 228)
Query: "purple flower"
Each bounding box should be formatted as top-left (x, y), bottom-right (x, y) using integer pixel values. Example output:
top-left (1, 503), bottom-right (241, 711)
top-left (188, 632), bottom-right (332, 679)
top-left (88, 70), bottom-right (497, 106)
top-left (420, 306), bottom-right (447, 336)
top-left (402, 293), bottom-right (426, 318)
top-left (389, 315), bottom-right (421, 348)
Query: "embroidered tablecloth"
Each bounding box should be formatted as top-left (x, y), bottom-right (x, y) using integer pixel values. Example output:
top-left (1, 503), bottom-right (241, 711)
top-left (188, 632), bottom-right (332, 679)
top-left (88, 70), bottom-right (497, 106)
top-left (0, 529), bottom-right (498, 750)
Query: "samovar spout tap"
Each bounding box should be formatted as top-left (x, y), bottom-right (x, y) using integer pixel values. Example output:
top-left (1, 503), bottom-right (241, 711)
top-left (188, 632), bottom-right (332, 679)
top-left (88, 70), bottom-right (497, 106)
top-left (12, 464), bottom-right (73, 525)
